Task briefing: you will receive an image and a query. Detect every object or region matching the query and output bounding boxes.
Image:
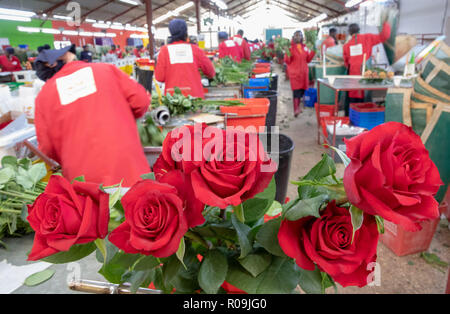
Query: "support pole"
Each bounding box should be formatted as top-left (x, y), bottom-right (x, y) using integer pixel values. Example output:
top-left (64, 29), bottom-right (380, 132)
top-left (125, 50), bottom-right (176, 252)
top-left (195, 0), bottom-right (201, 34)
top-left (145, 0), bottom-right (155, 59)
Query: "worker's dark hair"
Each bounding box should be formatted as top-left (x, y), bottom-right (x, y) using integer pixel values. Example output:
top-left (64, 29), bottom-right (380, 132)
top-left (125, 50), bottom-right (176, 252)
top-left (5, 47), bottom-right (15, 55)
top-left (329, 28), bottom-right (337, 35)
top-left (237, 29), bottom-right (244, 36)
top-left (349, 23), bottom-right (360, 35)
top-left (111, 44), bottom-right (116, 49)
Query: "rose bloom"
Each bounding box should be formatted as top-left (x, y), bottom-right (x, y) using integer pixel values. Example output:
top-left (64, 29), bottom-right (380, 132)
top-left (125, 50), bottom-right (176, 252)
top-left (109, 172), bottom-right (193, 258)
top-left (278, 201), bottom-right (379, 287)
top-left (343, 122), bottom-right (443, 231)
top-left (27, 175), bottom-right (110, 261)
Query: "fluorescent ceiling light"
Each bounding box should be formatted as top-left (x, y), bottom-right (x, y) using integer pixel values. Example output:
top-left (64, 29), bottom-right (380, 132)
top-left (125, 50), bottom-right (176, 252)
top-left (94, 32), bottom-right (106, 37)
top-left (119, 0), bottom-right (141, 5)
top-left (174, 2), bottom-right (194, 14)
top-left (106, 33), bottom-right (117, 37)
top-left (211, 0), bottom-right (227, 10)
top-left (17, 26), bottom-right (40, 33)
top-left (0, 8), bottom-right (36, 17)
top-left (41, 28), bottom-right (61, 34)
top-left (62, 30), bottom-right (78, 36)
top-left (85, 18), bottom-right (97, 23)
top-left (93, 23), bottom-right (110, 29)
top-left (136, 27), bottom-right (147, 32)
top-left (125, 24), bottom-right (137, 31)
top-left (0, 15), bottom-right (31, 22)
top-left (111, 25), bottom-right (124, 30)
top-left (79, 31), bottom-right (93, 36)
top-left (345, 0), bottom-right (364, 7)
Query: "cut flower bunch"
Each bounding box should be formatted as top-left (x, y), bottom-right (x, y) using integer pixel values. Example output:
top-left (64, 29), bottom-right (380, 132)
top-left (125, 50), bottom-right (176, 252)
top-left (24, 122), bottom-right (442, 293)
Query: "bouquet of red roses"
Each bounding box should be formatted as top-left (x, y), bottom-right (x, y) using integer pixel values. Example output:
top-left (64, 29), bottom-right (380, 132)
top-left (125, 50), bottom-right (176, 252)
top-left (25, 122), bottom-right (442, 293)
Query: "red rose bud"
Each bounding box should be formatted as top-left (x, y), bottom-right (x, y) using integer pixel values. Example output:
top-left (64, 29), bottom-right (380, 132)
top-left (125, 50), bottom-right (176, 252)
top-left (190, 128), bottom-right (277, 208)
top-left (109, 176), bottom-right (189, 258)
top-left (343, 122), bottom-right (443, 232)
top-left (27, 175), bottom-right (110, 261)
top-left (278, 201), bottom-right (379, 288)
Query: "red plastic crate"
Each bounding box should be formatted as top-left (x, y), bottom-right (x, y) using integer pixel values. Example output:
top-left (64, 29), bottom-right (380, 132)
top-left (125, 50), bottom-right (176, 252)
top-left (320, 116), bottom-right (350, 142)
top-left (315, 102), bottom-right (337, 118)
top-left (221, 98), bottom-right (269, 131)
top-left (380, 202), bottom-right (448, 256)
top-left (350, 102), bottom-right (384, 112)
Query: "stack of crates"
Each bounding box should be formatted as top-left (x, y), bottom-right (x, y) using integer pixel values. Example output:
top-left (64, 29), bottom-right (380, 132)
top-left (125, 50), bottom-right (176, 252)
top-left (242, 78), bottom-right (270, 98)
top-left (349, 103), bottom-right (385, 130)
top-left (304, 88), bottom-right (317, 107)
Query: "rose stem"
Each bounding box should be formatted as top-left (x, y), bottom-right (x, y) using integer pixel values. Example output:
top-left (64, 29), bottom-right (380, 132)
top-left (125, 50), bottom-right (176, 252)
top-left (0, 208), bottom-right (21, 214)
top-left (185, 231), bottom-right (211, 249)
top-left (0, 190), bottom-right (36, 201)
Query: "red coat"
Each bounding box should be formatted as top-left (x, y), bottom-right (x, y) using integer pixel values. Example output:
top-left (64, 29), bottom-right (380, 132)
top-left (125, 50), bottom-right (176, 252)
top-left (321, 36), bottom-right (336, 55)
top-left (34, 61), bottom-right (151, 187)
top-left (284, 42), bottom-right (315, 91)
top-left (155, 41), bottom-right (215, 98)
top-left (343, 22), bottom-right (391, 98)
top-left (109, 49), bottom-right (124, 59)
top-left (0, 55), bottom-right (22, 72)
top-left (219, 39), bottom-right (242, 62)
top-left (232, 35), bottom-right (251, 61)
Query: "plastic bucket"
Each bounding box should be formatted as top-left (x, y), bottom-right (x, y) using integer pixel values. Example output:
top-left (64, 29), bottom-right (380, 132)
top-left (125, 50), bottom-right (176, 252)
top-left (248, 90), bottom-right (277, 130)
top-left (221, 98), bottom-right (269, 131)
top-left (260, 133), bottom-right (295, 204)
top-left (269, 74), bottom-right (278, 92)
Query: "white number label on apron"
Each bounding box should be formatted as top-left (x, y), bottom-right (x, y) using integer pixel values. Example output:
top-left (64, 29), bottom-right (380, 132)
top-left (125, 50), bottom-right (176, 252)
top-left (56, 67), bottom-right (97, 105)
top-left (350, 44), bottom-right (363, 57)
top-left (234, 37), bottom-right (243, 46)
top-left (224, 40), bottom-right (236, 48)
top-left (168, 44), bottom-right (194, 64)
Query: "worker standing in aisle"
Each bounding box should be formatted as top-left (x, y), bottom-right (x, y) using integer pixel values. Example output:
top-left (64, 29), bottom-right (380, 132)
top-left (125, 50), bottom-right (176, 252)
top-left (321, 28), bottom-right (337, 56)
top-left (80, 45), bottom-right (93, 63)
top-left (0, 47), bottom-right (22, 72)
top-left (285, 31), bottom-right (315, 117)
top-left (155, 19), bottom-right (215, 98)
top-left (218, 32), bottom-right (242, 62)
top-left (34, 44), bottom-right (151, 187)
top-left (233, 30), bottom-right (251, 61)
top-left (343, 22), bottom-right (391, 115)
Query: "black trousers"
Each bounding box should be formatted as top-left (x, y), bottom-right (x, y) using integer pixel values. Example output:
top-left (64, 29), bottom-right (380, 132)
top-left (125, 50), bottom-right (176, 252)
top-left (293, 89), bottom-right (305, 99)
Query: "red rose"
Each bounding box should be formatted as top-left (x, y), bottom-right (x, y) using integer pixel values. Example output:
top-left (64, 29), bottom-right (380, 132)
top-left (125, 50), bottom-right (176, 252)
top-left (343, 122), bottom-right (443, 231)
top-left (278, 201), bottom-right (379, 287)
top-left (27, 176), bottom-right (110, 261)
top-left (190, 128), bottom-right (277, 208)
top-left (109, 174), bottom-right (189, 258)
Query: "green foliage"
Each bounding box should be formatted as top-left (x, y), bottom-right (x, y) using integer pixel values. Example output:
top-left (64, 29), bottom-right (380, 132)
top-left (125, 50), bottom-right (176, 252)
top-left (24, 269), bottom-right (55, 287)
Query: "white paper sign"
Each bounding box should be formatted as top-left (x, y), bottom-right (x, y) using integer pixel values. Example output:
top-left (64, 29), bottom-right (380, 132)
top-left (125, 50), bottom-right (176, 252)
top-left (224, 40), bottom-right (236, 48)
top-left (167, 44), bottom-right (193, 64)
top-left (234, 37), bottom-right (243, 46)
top-left (350, 44), bottom-right (363, 57)
top-left (56, 67), bottom-right (97, 105)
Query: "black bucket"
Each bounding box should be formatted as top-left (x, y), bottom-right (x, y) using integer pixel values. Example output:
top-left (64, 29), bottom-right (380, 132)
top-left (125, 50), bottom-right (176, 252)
top-left (269, 73), bottom-right (278, 92)
top-left (249, 90), bottom-right (278, 129)
top-left (260, 133), bottom-right (295, 204)
top-left (135, 67), bottom-right (153, 92)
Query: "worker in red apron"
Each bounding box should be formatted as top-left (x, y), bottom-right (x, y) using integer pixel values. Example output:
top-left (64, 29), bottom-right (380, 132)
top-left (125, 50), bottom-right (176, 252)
top-left (109, 45), bottom-right (124, 59)
top-left (232, 30), bottom-right (251, 61)
top-left (155, 19), bottom-right (215, 99)
top-left (343, 22), bottom-right (391, 114)
top-left (321, 28), bottom-right (337, 56)
top-left (218, 32), bottom-right (242, 62)
top-left (0, 47), bottom-right (22, 72)
top-left (285, 31), bottom-right (315, 117)
top-left (34, 44), bottom-right (151, 187)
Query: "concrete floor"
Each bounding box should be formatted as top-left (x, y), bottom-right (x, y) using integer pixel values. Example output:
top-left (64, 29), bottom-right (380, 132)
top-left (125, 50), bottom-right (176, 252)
top-left (0, 63), bottom-right (448, 294)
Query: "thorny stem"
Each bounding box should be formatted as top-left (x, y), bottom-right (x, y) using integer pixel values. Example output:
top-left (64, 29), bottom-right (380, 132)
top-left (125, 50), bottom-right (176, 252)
top-left (185, 230), bottom-right (211, 250)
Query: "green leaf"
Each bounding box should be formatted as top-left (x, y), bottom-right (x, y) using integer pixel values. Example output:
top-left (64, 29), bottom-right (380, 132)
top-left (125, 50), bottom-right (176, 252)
top-left (328, 146), bottom-right (351, 167)
top-left (265, 200), bottom-right (282, 217)
top-left (162, 255), bottom-right (183, 288)
top-left (108, 188), bottom-right (122, 209)
top-left (24, 269), bottom-right (55, 287)
top-left (321, 272), bottom-right (337, 294)
top-left (127, 270), bottom-right (153, 294)
top-left (2, 156), bottom-right (18, 170)
top-left (41, 242), bottom-right (96, 264)
top-left (297, 266), bottom-right (323, 294)
top-left (254, 177), bottom-right (276, 200)
top-left (28, 163), bottom-right (47, 185)
top-left (94, 238), bottom-right (107, 264)
top-left (0, 167), bottom-right (14, 185)
top-left (140, 173), bottom-right (156, 180)
top-left (284, 195), bottom-right (327, 221)
top-left (303, 154), bottom-right (336, 181)
top-left (18, 158), bottom-right (31, 170)
top-left (226, 257), bottom-right (300, 294)
top-left (255, 217), bottom-right (286, 257)
top-left (420, 252), bottom-right (449, 268)
top-left (233, 203), bottom-right (245, 223)
top-left (238, 252), bottom-right (272, 277)
top-left (198, 249), bottom-right (228, 294)
top-left (349, 205), bottom-right (364, 244)
top-left (133, 255), bottom-right (160, 271)
top-left (231, 214), bottom-right (252, 259)
top-left (16, 168), bottom-right (33, 190)
top-left (72, 176), bottom-right (85, 182)
top-left (375, 216), bottom-right (384, 234)
top-left (176, 238), bottom-right (187, 269)
top-left (98, 251), bottom-right (141, 284)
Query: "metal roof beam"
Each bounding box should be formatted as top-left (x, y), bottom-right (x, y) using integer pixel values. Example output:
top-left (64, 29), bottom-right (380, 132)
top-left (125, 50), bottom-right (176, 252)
top-left (81, 0), bottom-right (116, 20)
top-left (109, 5), bottom-right (139, 21)
top-left (42, 0), bottom-right (73, 15)
top-left (126, 0), bottom-right (178, 25)
top-left (300, 0), bottom-right (340, 15)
